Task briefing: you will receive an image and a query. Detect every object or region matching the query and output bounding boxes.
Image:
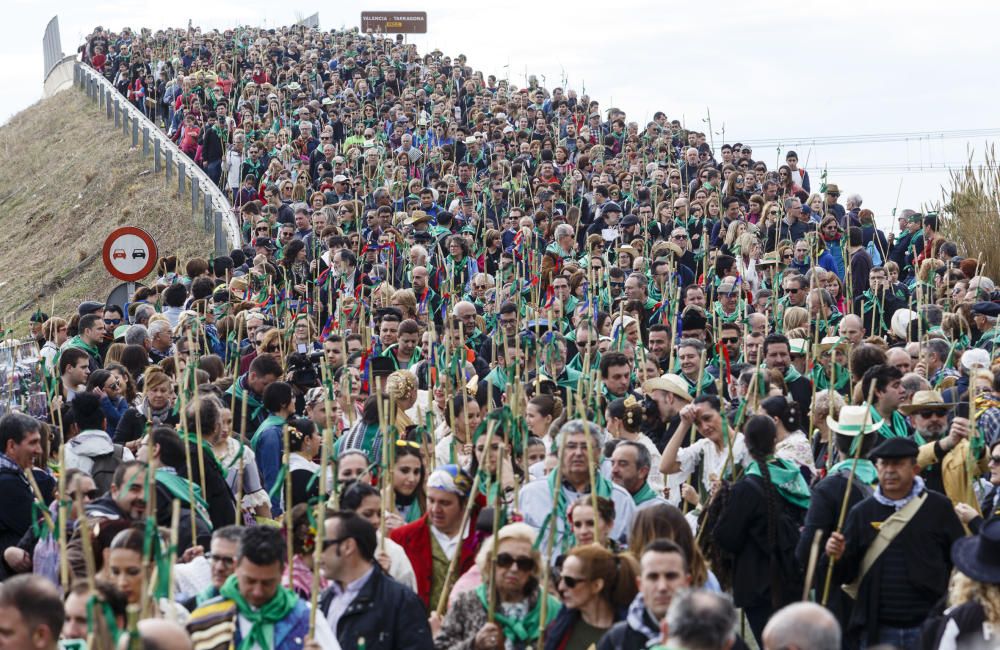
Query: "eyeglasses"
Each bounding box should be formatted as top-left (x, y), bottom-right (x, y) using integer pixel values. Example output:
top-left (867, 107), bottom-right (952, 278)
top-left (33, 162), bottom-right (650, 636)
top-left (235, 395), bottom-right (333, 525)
top-left (782, 255), bottom-right (794, 260)
top-left (495, 553), bottom-right (535, 572)
top-left (395, 439), bottom-right (421, 449)
top-left (104, 318), bottom-right (122, 326)
top-left (322, 537), bottom-right (347, 551)
top-left (915, 410), bottom-right (948, 419)
top-left (263, 345), bottom-right (279, 353)
top-left (559, 574), bottom-right (589, 589)
top-left (69, 489), bottom-right (100, 501)
top-left (256, 227), bottom-right (269, 233)
top-left (720, 337), bottom-right (739, 344)
top-left (207, 553), bottom-right (236, 566)
top-left (785, 288), bottom-right (799, 294)
top-left (990, 455), bottom-right (1000, 465)
top-left (672, 234), bottom-right (688, 240)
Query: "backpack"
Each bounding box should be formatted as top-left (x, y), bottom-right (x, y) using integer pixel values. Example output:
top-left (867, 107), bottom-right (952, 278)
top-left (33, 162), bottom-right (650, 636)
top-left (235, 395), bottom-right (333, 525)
top-left (90, 444), bottom-right (126, 494)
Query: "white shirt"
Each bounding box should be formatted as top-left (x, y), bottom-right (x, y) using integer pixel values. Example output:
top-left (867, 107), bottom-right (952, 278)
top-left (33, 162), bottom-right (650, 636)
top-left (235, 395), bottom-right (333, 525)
top-left (674, 433), bottom-right (749, 494)
top-left (324, 567), bottom-right (374, 634)
top-left (429, 521), bottom-right (468, 561)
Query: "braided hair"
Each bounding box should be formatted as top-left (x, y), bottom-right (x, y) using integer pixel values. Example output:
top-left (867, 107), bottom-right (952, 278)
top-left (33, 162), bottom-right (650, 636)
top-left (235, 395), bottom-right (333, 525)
top-left (743, 414), bottom-right (783, 609)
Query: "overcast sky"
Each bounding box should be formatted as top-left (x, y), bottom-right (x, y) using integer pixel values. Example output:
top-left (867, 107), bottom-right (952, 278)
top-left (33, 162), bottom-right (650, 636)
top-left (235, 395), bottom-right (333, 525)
top-left (6, 0), bottom-right (998, 231)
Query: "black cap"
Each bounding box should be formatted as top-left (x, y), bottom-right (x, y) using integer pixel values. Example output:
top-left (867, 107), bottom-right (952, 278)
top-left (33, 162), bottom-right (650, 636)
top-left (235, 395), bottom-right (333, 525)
top-left (603, 202), bottom-right (622, 214)
top-left (972, 301), bottom-right (1000, 318)
top-left (621, 214), bottom-right (641, 227)
top-left (255, 237), bottom-right (278, 251)
top-left (29, 311), bottom-right (49, 324)
top-left (78, 301), bottom-right (104, 316)
top-left (868, 437), bottom-right (919, 461)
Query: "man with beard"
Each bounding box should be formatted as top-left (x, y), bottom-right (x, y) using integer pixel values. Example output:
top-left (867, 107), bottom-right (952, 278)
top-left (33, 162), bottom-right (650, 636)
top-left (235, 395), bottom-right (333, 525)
top-left (904, 390), bottom-right (988, 509)
top-left (762, 333), bottom-right (813, 419)
top-left (853, 266), bottom-right (905, 337)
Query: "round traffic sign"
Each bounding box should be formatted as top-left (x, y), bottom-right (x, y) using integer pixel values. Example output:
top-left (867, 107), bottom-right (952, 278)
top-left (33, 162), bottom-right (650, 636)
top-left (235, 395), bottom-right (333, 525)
top-left (102, 227), bottom-right (158, 281)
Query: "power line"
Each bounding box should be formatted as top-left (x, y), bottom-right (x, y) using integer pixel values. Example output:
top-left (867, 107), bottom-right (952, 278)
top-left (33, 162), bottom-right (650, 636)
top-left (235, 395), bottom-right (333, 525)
top-left (736, 128), bottom-right (1000, 148)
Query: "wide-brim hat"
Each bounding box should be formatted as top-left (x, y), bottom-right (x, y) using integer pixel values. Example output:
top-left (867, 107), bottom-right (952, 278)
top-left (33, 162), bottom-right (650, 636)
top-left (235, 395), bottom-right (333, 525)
top-left (816, 336), bottom-right (848, 354)
top-left (403, 210), bottom-right (430, 226)
top-left (788, 338), bottom-right (809, 356)
top-left (952, 518), bottom-right (1000, 584)
top-left (827, 405), bottom-right (881, 437)
top-left (642, 373), bottom-right (694, 403)
top-left (899, 390), bottom-right (956, 416)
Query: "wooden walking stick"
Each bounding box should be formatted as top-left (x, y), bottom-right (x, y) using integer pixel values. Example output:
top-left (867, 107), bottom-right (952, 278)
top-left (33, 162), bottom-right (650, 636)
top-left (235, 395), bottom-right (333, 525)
top-left (433, 469), bottom-right (485, 618)
top-left (802, 528), bottom-right (824, 602)
top-left (821, 383), bottom-right (877, 606)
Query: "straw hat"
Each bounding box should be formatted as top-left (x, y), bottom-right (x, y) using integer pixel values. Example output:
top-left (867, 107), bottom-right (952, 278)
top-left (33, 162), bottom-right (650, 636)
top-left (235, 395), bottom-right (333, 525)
top-left (827, 405), bottom-right (881, 437)
top-left (642, 373), bottom-right (694, 403)
top-left (816, 336), bottom-right (848, 354)
top-left (899, 390), bottom-right (956, 416)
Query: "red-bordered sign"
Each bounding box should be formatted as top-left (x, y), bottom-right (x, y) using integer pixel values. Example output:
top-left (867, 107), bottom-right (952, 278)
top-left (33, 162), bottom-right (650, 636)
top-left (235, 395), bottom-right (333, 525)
top-left (102, 227), bottom-right (158, 281)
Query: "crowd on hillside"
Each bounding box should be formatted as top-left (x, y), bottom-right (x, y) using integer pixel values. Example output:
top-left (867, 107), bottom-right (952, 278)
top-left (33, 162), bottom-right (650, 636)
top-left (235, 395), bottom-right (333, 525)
top-left (2, 19), bottom-right (994, 650)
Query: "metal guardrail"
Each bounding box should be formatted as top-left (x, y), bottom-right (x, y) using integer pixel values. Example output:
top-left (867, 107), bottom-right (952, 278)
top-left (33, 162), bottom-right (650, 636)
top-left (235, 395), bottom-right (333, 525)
top-left (73, 62), bottom-right (241, 255)
top-left (42, 16), bottom-right (63, 80)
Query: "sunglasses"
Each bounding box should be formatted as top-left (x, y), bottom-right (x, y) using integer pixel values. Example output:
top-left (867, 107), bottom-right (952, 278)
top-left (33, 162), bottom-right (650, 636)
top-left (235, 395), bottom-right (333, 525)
top-left (559, 574), bottom-right (589, 589)
top-left (990, 455), bottom-right (1000, 465)
top-left (720, 337), bottom-right (739, 344)
top-left (395, 439), bottom-right (421, 449)
top-left (104, 318), bottom-right (122, 326)
top-left (69, 489), bottom-right (100, 501)
top-left (915, 410), bottom-right (948, 418)
top-left (495, 553), bottom-right (535, 572)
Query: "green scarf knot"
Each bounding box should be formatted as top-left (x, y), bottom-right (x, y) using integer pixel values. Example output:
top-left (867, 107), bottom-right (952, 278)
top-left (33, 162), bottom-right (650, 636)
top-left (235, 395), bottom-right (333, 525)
top-left (746, 457), bottom-right (811, 509)
top-left (474, 585), bottom-right (560, 643)
top-left (218, 574), bottom-right (298, 650)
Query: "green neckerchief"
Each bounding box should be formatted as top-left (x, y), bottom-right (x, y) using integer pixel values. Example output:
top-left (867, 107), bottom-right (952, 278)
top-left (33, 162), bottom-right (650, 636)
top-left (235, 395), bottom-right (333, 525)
top-left (682, 372), bottom-right (714, 397)
top-left (155, 469), bottom-right (211, 525)
top-left (632, 481), bottom-right (659, 506)
top-left (226, 379), bottom-right (265, 424)
top-left (483, 366), bottom-right (509, 392)
top-left (474, 584), bottom-right (560, 643)
top-left (401, 499), bottom-right (423, 523)
top-left (746, 457), bottom-right (811, 509)
top-left (218, 574), bottom-right (298, 650)
top-left (860, 290), bottom-right (891, 333)
top-left (381, 344), bottom-right (422, 370)
top-left (783, 365), bottom-right (803, 384)
top-left (195, 584), bottom-right (219, 606)
top-left (828, 458), bottom-right (878, 486)
top-left (250, 414), bottom-right (287, 452)
top-left (179, 429), bottom-right (226, 476)
top-left (869, 406), bottom-right (918, 442)
top-left (812, 364), bottom-right (849, 392)
top-left (66, 336), bottom-right (100, 360)
top-left (541, 470), bottom-right (614, 552)
top-left (713, 300), bottom-right (744, 324)
top-left (567, 352), bottom-right (601, 373)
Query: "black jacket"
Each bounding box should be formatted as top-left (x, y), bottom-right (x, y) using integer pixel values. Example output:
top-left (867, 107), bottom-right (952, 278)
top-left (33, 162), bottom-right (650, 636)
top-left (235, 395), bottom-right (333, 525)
top-left (832, 488), bottom-right (964, 644)
top-left (114, 408), bottom-right (179, 445)
top-left (713, 475), bottom-right (807, 609)
top-left (795, 470), bottom-right (873, 629)
top-left (597, 608), bottom-right (657, 650)
top-left (177, 442), bottom-right (236, 530)
top-left (0, 465), bottom-right (54, 579)
top-left (318, 566), bottom-right (433, 650)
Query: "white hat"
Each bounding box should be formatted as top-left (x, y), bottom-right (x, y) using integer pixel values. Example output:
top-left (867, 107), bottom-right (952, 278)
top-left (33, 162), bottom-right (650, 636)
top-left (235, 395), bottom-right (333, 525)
top-left (788, 339), bottom-right (809, 355)
top-left (642, 373), bottom-right (693, 403)
top-left (962, 348), bottom-right (992, 371)
top-left (827, 405), bottom-right (881, 437)
top-left (890, 309), bottom-right (919, 340)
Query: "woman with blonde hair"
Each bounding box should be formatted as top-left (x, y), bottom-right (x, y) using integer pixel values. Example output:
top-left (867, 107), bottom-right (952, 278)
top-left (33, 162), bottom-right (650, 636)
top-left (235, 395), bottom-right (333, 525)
top-left (390, 288), bottom-right (419, 322)
top-left (432, 523), bottom-right (561, 650)
top-left (735, 231), bottom-right (761, 292)
top-left (782, 306), bottom-right (810, 332)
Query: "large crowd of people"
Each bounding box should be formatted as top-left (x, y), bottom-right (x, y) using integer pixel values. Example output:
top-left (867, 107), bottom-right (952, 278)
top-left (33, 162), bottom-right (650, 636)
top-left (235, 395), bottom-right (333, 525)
top-left (3, 19), bottom-right (996, 650)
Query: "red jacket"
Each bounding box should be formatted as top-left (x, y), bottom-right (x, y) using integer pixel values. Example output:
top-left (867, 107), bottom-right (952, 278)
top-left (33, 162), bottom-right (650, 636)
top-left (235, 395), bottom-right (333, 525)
top-left (389, 513), bottom-right (481, 609)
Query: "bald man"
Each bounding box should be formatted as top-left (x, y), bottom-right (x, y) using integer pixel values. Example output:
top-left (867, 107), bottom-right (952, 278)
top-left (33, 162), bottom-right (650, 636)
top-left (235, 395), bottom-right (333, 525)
top-left (838, 314), bottom-right (865, 345)
top-left (122, 619), bottom-right (194, 650)
top-left (763, 602), bottom-right (841, 650)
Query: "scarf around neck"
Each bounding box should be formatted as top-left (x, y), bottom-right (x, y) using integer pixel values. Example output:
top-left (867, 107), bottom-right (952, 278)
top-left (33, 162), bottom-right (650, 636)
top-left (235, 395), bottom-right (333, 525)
top-left (474, 584), bottom-right (559, 643)
top-left (218, 574), bottom-right (298, 650)
top-left (747, 457), bottom-right (811, 509)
